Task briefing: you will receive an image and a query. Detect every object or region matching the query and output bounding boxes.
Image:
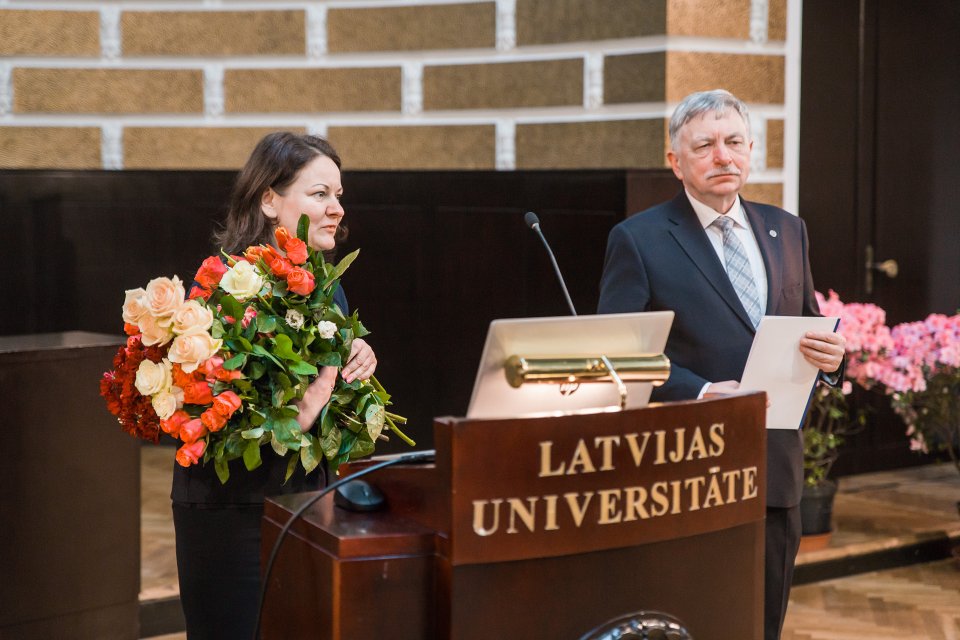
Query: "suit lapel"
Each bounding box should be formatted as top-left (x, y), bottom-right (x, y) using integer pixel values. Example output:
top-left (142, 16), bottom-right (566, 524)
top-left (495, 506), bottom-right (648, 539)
top-left (743, 200), bottom-right (783, 315)
top-left (666, 193), bottom-right (756, 331)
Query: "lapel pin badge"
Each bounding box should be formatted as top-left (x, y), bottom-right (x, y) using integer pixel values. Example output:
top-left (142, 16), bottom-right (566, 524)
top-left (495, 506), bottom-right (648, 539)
top-left (769, 229), bottom-right (778, 238)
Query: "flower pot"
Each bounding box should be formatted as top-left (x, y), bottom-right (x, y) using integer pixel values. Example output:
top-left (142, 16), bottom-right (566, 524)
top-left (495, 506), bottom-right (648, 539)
top-left (800, 479), bottom-right (838, 537)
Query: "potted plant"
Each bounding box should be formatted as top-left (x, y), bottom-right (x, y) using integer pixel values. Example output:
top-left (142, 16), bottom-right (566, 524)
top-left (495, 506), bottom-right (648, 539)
top-left (875, 313), bottom-right (960, 479)
top-left (799, 291), bottom-right (893, 549)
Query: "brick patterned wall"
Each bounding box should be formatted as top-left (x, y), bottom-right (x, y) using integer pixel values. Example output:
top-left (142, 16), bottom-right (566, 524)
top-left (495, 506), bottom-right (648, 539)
top-left (0, 0), bottom-right (797, 206)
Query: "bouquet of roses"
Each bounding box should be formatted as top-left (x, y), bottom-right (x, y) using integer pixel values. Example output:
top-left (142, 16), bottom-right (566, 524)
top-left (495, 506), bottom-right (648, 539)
top-left (100, 215), bottom-right (411, 483)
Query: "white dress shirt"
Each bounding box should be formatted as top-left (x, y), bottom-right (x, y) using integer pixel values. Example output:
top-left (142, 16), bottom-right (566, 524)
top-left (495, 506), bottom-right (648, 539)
top-left (685, 191), bottom-right (769, 397)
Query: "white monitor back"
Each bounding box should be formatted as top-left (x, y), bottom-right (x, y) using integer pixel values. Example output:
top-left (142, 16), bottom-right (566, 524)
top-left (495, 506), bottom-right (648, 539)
top-left (466, 311), bottom-right (674, 419)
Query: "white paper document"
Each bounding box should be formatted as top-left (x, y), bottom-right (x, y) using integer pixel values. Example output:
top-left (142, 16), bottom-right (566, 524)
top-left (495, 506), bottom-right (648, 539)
top-left (739, 315), bottom-right (841, 430)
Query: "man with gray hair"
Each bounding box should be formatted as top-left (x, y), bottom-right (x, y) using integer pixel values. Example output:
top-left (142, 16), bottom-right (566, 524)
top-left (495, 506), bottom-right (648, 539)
top-left (598, 89), bottom-right (845, 639)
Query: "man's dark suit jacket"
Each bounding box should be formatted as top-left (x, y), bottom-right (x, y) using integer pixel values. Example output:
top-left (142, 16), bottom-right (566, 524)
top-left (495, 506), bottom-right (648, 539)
top-left (598, 191), bottom-right (822, 508)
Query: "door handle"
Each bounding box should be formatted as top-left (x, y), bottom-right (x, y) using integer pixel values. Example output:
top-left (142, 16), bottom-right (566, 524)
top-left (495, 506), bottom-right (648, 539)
top-left (864, 245), bottom-right (898, 294)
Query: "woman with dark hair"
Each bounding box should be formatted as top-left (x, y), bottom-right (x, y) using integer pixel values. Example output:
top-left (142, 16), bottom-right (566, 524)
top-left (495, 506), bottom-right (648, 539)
top-left (172, 132), bottom-right (376, 639)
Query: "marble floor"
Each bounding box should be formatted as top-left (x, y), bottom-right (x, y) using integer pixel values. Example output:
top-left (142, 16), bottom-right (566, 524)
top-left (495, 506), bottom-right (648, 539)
top-left (140, 446), bottom-right (960, 639)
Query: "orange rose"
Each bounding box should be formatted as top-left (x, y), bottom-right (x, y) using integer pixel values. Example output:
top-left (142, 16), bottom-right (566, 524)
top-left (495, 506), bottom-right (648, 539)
top-left (275, 226), bottom-right (293, 246)
top-left (200, 357), bottom-right (243, 382)
top-left (160, 410), bottom-right (191, 437)
top-left (213, 390), bottom-right (242, 418)
top-left (200, 408), bottom-right (228, 432)
top-left (194, 256), bottom-right (227, 291)
top-left (124, 322), bottom-right (140, 336)
top-left (182, 379), bottom-right (214, 405)
top-left (284, 237), bottom-right (308, 265)
top-left (286, 267), bottom-right (316, 296)
top-left (179, 418), bottom-right (208, 444)
top-left (188, 286), bottom-right (210, 301)
top-left (269, 255), bottom-right (293, 277)
top-left (175, 440), bottom-right (206, 467)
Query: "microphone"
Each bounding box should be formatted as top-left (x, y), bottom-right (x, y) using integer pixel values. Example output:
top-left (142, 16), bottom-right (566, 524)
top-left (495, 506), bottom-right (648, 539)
top-left (524, 211), bottom-right (577, 316)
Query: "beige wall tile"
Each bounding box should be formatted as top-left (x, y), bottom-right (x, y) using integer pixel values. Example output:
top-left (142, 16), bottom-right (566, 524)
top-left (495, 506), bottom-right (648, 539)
top-left (741, 182), bottom-right (783, 207)
top-left (0, 10), bottom-right (99, 56)
top-left (226, 68), bottom-right (400, 113)
top-left (13, 68), bottom-right (203, 114)
top-left (604, 52), bottom-right (666, 104)
top-left (766, 119), bottom-right (784, 169)
top-left (0, 127), bottom-right (101, 169)
top-left (124, 127), bottom-right (302, 170)
top-left (517, 0), bottom-right (665, 45)
top-left (328, 3), bottom-right (494, 52)
top-left (516, 119), bottom-right (666, 169)
top-left (328, 125), bottom-right (495, 169)
top-left (122, 10), bottom-right (305, 56)
top-left (424, 59), bottom-right (582, 110)
top-left (769, 0), bottom-right (787, 41)
top-left (666, 0), bottom-right (751, 38)
top-left (667, 52), bottom-right (784, 104)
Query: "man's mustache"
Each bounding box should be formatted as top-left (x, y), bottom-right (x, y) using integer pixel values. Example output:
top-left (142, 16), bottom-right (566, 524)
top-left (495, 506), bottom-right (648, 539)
top-left (707, 167), bottom-right (742, 178)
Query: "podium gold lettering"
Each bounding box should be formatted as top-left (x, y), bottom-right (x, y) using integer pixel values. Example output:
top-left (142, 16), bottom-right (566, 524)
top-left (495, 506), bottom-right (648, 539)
top-left (593, 435), bottom-right (621, 471)
top-left (650, 481), bottom-right (671, 516)
top-left (704, 466), bottom-right (725, 507)
top-left (543, 494), bottom-right (559, 531)
top-left (538, 441), bottom-right (566, 477)
top-left (709, 422), bottom-right (725, 456)
top-left (684, 476), bottom-right (706, 511)
top-left (568, 439), bottom-right (597, 474)
top-left (563, 491), bottom-right (595, 527)
top-left (472, 499), bottom-right (503, 536)
top-left (722, 469), bottom-right (742, 503)
top-left (623, 432), bottom-right (651, 466)
top-left (506, 497), bottom-right (538, 534)
top-left (667, 428), bottom-right (686, 463)
top-left (685, 427), bottom-right (708, 461)
top-left (622, 486), bottom-right (650, 521)
top-left (743, 466), bottom-right (759, 499)
top-left (597, 488), bottom-right (623, 524)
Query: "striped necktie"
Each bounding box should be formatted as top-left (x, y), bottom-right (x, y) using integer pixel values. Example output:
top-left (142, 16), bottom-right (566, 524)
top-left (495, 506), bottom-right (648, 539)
top-left (712, 215), bottom-right (763, 328)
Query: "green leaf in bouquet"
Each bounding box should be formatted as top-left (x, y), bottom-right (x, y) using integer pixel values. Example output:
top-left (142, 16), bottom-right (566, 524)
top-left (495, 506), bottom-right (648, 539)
top-left (331, 388), bottom-right (356, 405)
top-left (256, 314), bottom-right (278, 334)
top-left (242, 439), bottom-right (263, 471)
top-left (349, 438), bottom-right (375, 460)
top-left (323, 249), bottom-right (359, 287)
top-left (272, 279), bottom-right (288, 297)
top-left (288, 360), bottom-right (319, 376)
top-left (242, 318), bottom-right (257, 341)
top-left (214, 457), bottom-right (230, 484)
top-left (277, 404), bottom-right (300, 419)
top-left (248, 408), bottom-right (267, 427)
top-left (234, 336), bottom-right (254, 352)
top-left (284, 451), bottom-right (299, 484)
top-left (252, 343), bottom-right (284, 368)
top-left (314, 352), bottom-right (342, 367)
top-left (219, 293), bottom-right (244, 323)
top-left (270, 436), bottom-right (288, 457)
top-left (272, 415), bottom-right (302, 449)
top-left (296, 213), bottom-right (310, 243)
top-left (320, 426), bottom-right (341, 461)
top-left (272, 333), bottom-right (301, 361)
top-left (337, 429), bottom-right (358, 459)
top-left (351, 314), bottom-right (371, 339)
top-left (300, 433), bottom-right (322, 475)
top-left (247, 360), bottom-right (267, 380)
top-left (223, 353), bottom-right (247, 370)
top-left (319, 405), bottom-right (334, 437)
top-left (241, 426), bottom-right (265, 439)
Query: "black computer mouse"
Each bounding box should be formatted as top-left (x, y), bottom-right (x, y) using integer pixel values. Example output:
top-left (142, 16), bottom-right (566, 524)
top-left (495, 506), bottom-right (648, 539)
top-left (334, 479), bottom-right (386, 512)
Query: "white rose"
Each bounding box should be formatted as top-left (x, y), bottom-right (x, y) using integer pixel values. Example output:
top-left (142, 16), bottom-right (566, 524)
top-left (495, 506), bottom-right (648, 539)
top-left (135, 358), bottom-right (173, 396)
top-left (172, 299), bottom-right (214, 334)
top-left (139, 313), bottom-right (174, 347)
top-left (145, 276), bottom-right (185, 322)
top-left (151, 389), bottom-right (180, 420)
top-left (219, 261), bottom-right (264, 302)
top-left (317, 321), bottom-right (337, 340)
top-left (168, 327), bottom-right (223, 374)
top-left (285, 309), bottom-right (305, 331)
top-left (122, 288), bottom-right (149, 325)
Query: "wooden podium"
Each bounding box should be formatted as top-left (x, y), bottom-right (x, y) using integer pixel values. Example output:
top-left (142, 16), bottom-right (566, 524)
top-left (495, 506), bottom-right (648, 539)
top-left (262, 393), bottom-right (767, 639)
